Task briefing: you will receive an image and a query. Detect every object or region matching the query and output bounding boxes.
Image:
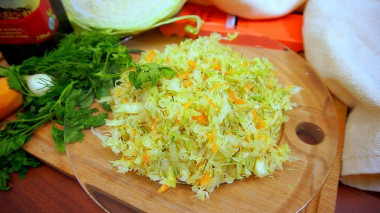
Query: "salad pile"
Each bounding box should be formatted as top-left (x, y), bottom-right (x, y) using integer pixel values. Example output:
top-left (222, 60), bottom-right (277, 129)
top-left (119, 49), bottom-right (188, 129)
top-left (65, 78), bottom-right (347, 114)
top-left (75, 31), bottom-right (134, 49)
top-left (95, 33), bottom-right (300, 200)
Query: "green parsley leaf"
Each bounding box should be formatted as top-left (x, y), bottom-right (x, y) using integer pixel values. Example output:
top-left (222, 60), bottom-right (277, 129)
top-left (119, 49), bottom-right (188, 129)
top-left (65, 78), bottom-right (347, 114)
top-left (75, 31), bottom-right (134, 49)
top-left (128, 62), bottom-right (175, 89)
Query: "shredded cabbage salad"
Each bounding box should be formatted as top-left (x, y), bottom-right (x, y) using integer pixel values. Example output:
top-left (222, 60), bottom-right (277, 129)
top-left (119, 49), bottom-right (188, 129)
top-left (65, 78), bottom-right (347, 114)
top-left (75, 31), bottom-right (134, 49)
top-left (95, 33), bottom-right (300, 200)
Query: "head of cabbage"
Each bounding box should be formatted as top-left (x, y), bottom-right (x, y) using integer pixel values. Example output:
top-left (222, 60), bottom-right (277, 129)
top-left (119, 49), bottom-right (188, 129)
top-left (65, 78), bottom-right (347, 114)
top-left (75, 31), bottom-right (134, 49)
top-left (62, 0), bottom-right (201, 35)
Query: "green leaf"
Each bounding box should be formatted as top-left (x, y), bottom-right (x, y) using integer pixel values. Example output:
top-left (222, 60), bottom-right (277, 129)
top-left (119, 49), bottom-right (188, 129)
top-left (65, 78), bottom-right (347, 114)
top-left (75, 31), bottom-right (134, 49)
top-left (51, 125), bottom-right (65, 153)
top-left (128, 62), bottom-right (175, 89)
top-left (78, 90), bottom-right (95, 108)
top-left (0, 66), bottom-right (9, 77)
top-left (4, 66), bottom-right (23, 92)
top-left (0, 133), bottom-right (30, 157)
top-left (160, 67), bottom-right (175, 78)
top-left (96, 79), bottom-right (114, 111)
top-left (0, 170), bottom-right (11, 191)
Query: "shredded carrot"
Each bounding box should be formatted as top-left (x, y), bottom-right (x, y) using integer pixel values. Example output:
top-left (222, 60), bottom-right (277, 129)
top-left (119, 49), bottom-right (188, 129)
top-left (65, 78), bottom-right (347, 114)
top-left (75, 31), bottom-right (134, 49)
top-left (127, 81), bottom-right (131, 85)
top-left (213, 63), bottom-right (220, 71)
top-left (266, 83), bottom-right (272, 89)
top-left (213, 58), bottom-right (216, 63)
top-left (177, 73), bottom-right (181, 78)
top-left (175, 116), bottom-right (179, 125)
top-left (183, 100), bottom-right (193, 109)
top-left (142, 153), bottom-right (149, 166)
top-left (188, 60), bottom-right (196, 69)
top-left (201, 172), bottom-right (212, 186)
top-left (208, 84), bottom-right (221, 92)
top-left (166, 56), bottom-right (170, 63)
top-left (165, 93), bottom-right (170, 98)
top-left (150, 118), bottom-right (155, 127)
top-left (192, 112), bottom-right (208, 125)
top-left (184, 71), bottom-right (190, 80)
top-left (235, 99), bottom-right (245, 105)
top-left (258, 134), bottom-right (262, 140)
top-left (226, 127), bottom-right (231, 135)
top-left (212, 140), bottom-right (218, 155)
top-left (130, 138), bottom-right (135, 142)
top-left (258, 124), bottom-right (266, 129)
top-left (146, 49), bottom-right (155, 62)
top-left (206, 96), bottom-right (218, 108)
top-left (157, 184), bottom-right (169, 193)
top-left (225, 70), bottom-right (234, 75)
top-left (195, 179), bottom-right (201, 186)
top-left (245, 83), bottom-right (251, 90)
top-left (206, 133), bottom-right (213, 144)
top-left (196, 159), bottom-right (204, 168)
top-left (243, 61), bottom-right (247, 67)
top-left (185, 81), bottom-right (192, 88)
top-left (228, 89), bottom-right (236, 102)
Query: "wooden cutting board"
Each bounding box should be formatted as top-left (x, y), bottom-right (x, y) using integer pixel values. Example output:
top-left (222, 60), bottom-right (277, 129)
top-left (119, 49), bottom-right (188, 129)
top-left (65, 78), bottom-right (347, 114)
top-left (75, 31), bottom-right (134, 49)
top-left (3, 31), bottom-right (347, 212)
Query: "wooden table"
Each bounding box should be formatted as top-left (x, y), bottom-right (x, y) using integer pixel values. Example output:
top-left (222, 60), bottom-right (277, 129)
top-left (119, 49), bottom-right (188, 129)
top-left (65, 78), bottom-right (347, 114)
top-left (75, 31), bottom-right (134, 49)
top-left (4, 93), bottom-right (378, 213)
top-left (1, 35), bottom-right (379, 213)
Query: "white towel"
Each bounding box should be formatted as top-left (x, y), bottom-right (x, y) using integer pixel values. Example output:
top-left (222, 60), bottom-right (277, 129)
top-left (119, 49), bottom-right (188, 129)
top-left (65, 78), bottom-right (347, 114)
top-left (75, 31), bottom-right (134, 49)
top-left (303, 0), bottom-right (380, 191)
top-left (190, 0), bottom-right (306, 19)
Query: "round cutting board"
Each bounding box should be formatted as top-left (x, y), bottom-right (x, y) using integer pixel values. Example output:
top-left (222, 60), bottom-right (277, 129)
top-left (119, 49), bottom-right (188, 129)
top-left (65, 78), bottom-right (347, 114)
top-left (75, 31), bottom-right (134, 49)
top-left (66, 30), bottom-right (339, 212)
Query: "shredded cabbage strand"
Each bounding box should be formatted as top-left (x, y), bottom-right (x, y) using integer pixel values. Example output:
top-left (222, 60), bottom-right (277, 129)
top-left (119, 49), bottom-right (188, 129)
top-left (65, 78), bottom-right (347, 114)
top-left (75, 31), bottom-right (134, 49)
top-left (96, 33), bottom-right (300, 200)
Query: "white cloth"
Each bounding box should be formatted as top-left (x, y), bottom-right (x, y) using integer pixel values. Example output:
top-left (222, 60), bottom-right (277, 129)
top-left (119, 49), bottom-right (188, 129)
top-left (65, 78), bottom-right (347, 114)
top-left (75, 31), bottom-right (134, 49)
top-left (303, 0), bottom-right (380, 191)
top-left (207, 0), bottom-right (306, 19)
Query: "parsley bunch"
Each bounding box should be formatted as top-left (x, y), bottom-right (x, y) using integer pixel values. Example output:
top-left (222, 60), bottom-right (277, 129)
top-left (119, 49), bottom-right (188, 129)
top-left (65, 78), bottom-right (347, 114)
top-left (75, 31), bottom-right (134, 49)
top-left (0, 31), bottom-right (133, 190)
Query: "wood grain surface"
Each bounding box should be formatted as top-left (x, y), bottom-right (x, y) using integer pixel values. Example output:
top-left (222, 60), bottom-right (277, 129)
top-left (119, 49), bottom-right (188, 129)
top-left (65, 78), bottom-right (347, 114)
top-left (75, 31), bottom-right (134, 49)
top-left (13, 31), bottom-right (339, 212)
top-left (3, 94), bottom-right (346, 213)
top-left (1, 31), bottom-right (342, 212)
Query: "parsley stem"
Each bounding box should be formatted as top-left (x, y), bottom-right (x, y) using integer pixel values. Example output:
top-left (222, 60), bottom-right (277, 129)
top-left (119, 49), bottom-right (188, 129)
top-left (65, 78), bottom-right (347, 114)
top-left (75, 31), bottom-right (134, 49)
top-left (100, 51), bottom-right (111, 75)
top-left (21, 116), bottom-right (51, 136)
top-left (49, 81), bottom-right (76, 115)
top-left (5, 114), bottom-right (51, 123)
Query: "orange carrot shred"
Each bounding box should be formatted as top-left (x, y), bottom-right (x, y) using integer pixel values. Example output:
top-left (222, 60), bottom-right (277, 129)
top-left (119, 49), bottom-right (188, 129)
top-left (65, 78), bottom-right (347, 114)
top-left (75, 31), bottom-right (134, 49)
top-left (212, 140), bottom-right (218, 155)
top-left (188, 60), bottom-right (196, 69)
top-left (206, 96), bottom-right (217, 108)
top-left (192, 112), bottom-right (208, 125)
top-left (184, 71), bottom-right (190, 79)
top-left (146, 49), bottom-right (155, 62)
top-left (245, 83), bottom-right (251, 90)
top-left (201, 172), bottom-right (212, 186)
top-left (142, 153), bottom-right (149, 166)
top-left (226, 127), bottom-right (231, 135)
top-left (183, 100), bottom-right (193, 109)
top-left (196, 159), bottom-right (204, 168)
top-left (235, 99), bottom-right (245, 105)
top-left (166, 56), bottom-right (170, 63)
top-left (213, 63), bottom-right (220, 71)
top-left (228, 89), bottom-right (236, 102)
top-left (157, 184), bottom-right (169, 193)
